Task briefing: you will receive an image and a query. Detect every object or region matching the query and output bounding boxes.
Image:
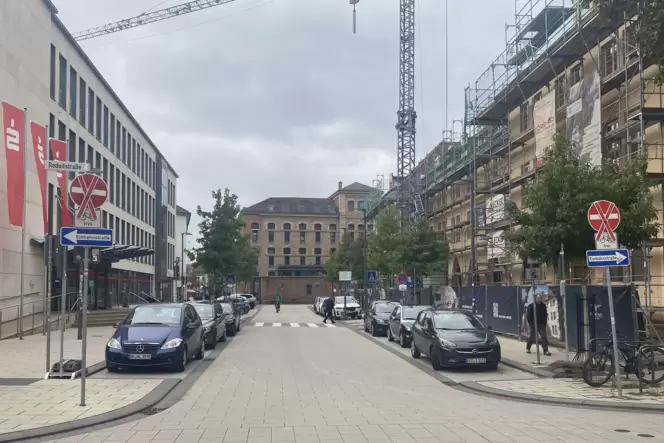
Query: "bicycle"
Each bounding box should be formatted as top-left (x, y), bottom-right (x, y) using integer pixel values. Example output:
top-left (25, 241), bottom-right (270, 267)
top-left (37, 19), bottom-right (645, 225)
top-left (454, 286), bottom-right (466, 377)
top-left (582, 332), bottom-right (664, 387)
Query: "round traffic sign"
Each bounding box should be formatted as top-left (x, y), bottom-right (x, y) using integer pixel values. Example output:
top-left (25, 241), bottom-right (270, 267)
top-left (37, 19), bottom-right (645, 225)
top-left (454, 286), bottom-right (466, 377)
top-left (69, 173), bottom-right (109, 221)
top-left (398, 273), bottom-right (408, 285)
top-left (587, 200), bottom-right (620, 241)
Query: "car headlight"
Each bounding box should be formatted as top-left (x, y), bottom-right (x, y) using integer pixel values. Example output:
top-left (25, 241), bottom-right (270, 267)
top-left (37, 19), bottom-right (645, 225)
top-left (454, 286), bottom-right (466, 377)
top-left (107, 338), bottom-right (121, 349)
top-left (439, 338), bottom-right (457, 349)
top-left (490, 335), bottom-right (499, 345)
top-left (161, 338), bottom-right (183, 349)
top-left (402, 324), bottom-right (411, 331)
top-left (203, 326), bottom-right (211, 333)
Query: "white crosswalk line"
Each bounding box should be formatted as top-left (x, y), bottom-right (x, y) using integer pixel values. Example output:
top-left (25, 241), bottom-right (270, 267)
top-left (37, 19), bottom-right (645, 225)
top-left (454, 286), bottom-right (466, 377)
top-left (273, 322), bottom-right (282, 327)
top-left (323, 323), bottom-right (336, 328)
top-left (255, 322), bottom-right (264, 327)
top-left (307, 323), bottom-right (319, 328)
top-left (290, 323), bottom-right (300, 327)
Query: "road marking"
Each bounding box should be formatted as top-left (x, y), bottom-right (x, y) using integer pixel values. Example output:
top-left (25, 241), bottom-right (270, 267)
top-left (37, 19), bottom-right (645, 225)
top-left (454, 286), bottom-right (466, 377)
top-left (307, 323), bottom-right (319, 328)
top-left (324, 323), bottom-right (337, 328)
top-left (255, 322), bottom-right (264, 327)
top-left (290, 323), bottom-right (300, 327)
top-left (273, 322), bottom-right (282, 327)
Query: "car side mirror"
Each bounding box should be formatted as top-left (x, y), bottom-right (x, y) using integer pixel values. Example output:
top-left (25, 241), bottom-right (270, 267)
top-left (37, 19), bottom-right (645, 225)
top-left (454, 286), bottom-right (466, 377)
top-left (487, 325), bottom-right (493, 330)
top-left (113, 323), bottom-right (119, 328)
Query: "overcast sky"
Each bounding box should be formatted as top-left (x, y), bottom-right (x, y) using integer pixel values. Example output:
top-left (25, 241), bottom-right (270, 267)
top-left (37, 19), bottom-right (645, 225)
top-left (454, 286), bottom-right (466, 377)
top-left (53, 0), bottom-right (514, 239)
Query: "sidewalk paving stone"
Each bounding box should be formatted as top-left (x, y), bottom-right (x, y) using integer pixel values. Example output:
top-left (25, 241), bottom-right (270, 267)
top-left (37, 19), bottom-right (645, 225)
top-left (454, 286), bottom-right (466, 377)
top-left (0, 326), bottom-right (114, 378)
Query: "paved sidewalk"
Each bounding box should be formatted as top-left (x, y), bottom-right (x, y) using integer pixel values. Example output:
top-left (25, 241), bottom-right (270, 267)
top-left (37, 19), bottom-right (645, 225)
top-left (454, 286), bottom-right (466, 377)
top-left (0, 326), bottom-right (114, 378)
top-left (498, 334), bottom-right (566, 374)
top-left (469, 378), bottom-right (664, 409)
top-left (0, 379), bottom-right (161, 434)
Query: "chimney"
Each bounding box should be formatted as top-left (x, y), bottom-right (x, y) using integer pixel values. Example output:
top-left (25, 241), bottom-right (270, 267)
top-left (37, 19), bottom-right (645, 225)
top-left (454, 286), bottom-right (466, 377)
top-left (338, 181), bottom-right (343, 190)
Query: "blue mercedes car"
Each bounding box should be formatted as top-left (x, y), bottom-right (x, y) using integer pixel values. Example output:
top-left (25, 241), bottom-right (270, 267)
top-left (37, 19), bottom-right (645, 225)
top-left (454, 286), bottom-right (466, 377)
top-left (105, 303), bottom-right (205, 372)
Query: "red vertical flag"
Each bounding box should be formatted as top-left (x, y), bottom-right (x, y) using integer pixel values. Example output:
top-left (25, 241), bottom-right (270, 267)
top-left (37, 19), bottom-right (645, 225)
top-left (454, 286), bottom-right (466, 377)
top-left (49, 139), bottom-right (73, 227)
top-left (2, 102), bottom-right (26, 227)
top-left (30, 122), bottom-right (48, 233)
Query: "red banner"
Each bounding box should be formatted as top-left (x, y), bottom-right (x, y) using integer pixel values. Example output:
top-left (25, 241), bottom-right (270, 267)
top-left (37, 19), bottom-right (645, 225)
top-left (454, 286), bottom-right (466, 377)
top-left (49, 139), bottom-right (73, 227)
top-left (30, 122), bottom-right (48, 233)
top-left (2, 102), bottom-right (26, 227)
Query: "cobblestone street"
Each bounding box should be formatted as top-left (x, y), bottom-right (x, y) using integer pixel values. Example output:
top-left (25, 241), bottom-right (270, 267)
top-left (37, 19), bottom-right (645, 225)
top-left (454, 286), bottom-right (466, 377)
top-left (28, 305), bottom-right (664, 443)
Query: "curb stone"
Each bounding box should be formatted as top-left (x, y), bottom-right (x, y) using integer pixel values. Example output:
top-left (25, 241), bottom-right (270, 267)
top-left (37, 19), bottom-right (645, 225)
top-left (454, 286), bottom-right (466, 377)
top-left (499, 357), bottom-right (555, 378)
top-left (1, 305), bottom-right (262, 443)
top-left (460, 380), bottom-right (664, 413)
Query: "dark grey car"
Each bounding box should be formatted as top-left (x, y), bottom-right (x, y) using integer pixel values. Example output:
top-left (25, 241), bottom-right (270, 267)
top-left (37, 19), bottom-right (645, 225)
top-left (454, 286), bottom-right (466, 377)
top-left (219, 301), bottom-right (242, 336)
top-left (192, 302), bottom-right (227, 349)
top-left (387, 305), bottom-right (429, 347)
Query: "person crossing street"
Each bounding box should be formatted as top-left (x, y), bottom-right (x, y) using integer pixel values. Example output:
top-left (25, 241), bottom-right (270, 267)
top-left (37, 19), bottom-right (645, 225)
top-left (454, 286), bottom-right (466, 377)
top-left (322, 295), bottom-right (335, 324)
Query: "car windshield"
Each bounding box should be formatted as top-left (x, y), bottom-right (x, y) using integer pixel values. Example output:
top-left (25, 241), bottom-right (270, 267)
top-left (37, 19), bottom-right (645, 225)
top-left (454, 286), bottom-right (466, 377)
top-left (220, 303), bottom-right (233, 313)
top-left (335, 297), bottom-right (357, 304)
top-left (433, 311), bottom-right (484, 330)
top-left (374, 303), bottom-right (397, 313)
top-left (124, 305), bottom-right (181, 326)
top-left (403, 306), bottom-right (427, 320)
top-left (193, 304), bottom-right (214, 320)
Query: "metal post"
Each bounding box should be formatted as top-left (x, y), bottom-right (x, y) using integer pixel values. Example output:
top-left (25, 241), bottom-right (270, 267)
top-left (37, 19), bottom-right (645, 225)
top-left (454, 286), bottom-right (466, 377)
top-left (46, 235), bottom-right (53, 371)
top-left (343, 282), bottom-right (347, 320)
top-left (532, 280), bottom-right (541, 365)
top-left (80, 248), bottom-right (89, 406)
top-left (18, 108), bottom-right (29, 339)
top-left (560, 243), bottom-right (569, 361)
top-left (60, 244), bottom-right (67, 377)
top-left (605, 267), bottom-right (622, 397)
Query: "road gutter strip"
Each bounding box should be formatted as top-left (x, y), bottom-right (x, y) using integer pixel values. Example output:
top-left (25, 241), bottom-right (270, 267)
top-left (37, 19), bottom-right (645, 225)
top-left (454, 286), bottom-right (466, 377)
top-left (1, 305), bottom-right (263, 443)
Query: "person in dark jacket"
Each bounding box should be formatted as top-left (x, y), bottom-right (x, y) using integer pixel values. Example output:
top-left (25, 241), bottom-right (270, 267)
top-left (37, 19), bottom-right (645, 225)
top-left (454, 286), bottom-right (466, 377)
top-left (526, 294), bottom-right (551, 356)
top-left (322, 295), bottom-right (335, 324)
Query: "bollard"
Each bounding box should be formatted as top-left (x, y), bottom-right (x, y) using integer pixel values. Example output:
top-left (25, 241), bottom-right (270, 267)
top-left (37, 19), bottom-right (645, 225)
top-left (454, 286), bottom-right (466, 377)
top-left (0, 311), bottom-right (3, 339)
top-left (32, 304), bottom-right (35, 333)
top-left (16, 307), bottom-right (20, 336)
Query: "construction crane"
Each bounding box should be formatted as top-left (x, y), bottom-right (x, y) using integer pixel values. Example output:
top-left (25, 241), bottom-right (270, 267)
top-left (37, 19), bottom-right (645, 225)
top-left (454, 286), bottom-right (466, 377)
top-left (72, 0), bottom-right (237, 41)
top-left (73, 0), bottom-right (421, 230)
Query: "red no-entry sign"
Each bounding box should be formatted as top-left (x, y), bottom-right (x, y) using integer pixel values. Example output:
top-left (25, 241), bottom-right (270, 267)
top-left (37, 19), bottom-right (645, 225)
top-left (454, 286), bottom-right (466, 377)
top-left (587, 200), bottom-right (620, 241)
top-left (69, 173), bottom-right (108, 221)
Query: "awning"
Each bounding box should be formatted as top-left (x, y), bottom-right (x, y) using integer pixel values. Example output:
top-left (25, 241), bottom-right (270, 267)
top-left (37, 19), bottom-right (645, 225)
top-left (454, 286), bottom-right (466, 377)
top-left (101, 244), bottom-right (155, 263)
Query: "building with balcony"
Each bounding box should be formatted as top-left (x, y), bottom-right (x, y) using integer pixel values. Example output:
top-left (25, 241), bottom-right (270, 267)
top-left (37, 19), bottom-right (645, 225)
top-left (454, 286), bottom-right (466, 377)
top-left (240, 182), bottom-right (375, 277)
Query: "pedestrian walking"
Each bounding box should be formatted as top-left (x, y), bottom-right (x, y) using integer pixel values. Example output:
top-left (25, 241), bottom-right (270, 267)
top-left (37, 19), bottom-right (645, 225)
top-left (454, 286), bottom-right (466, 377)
top-left (526, 294), bottom-right (551, 356)
top-left (322, 295), bottom-right (335, 324)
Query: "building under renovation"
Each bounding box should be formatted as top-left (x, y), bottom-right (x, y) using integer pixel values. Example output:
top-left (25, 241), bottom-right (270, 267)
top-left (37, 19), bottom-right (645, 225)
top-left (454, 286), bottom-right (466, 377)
top-left (366, 0), bottom-right (664, 308)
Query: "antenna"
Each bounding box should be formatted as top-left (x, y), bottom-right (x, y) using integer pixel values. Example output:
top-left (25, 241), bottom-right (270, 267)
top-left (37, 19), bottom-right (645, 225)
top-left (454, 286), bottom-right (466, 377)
top-left (350, 0), bottom-right (359, 34)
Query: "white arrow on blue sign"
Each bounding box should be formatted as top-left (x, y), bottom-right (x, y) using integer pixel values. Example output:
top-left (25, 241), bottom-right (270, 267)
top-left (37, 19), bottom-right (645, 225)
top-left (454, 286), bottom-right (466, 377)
top-left (366, 271), bottom-right (377, 283)
top-left (60, 227), bottom-right (113, 247)
top-left (586, 249), bottom-right (630, 268)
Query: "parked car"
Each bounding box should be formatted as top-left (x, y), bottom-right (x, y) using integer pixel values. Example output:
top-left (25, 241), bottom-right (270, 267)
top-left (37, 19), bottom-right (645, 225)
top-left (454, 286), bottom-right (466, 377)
top-left (364, 301), bottom-right (400, 336)
top-left (314, 296), bottom-right (327, 315)
top-left (218, 301), bottom-right (242, 336)
top-left (333, 296), bottom-right (361, 319)
top-left (105, 303), bottom-right (205, 373)
top-left (234, 293), bottom-right (257, 309)
top-left (410, 309), bottom-right (501, 371)
top-left (218, 295), bottom-right (250, 315)
top-left (192, 302), bottom-right (227, 349)
top-left (387, 304), bottom-right (429, 347)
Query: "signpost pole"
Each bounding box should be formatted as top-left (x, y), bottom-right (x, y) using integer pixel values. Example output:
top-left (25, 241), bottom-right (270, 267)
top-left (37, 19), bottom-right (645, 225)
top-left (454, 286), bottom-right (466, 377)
top-left (605, 266), bottom-right (622, 397)
top-left (80, 247), bottom-right (89, 406)
top-left (561, 243), bottom-right (569, 361)
top-left (45, 235), bottom-right (53, 372)
top-left (531, 280), bottom-right (541, 365)
top-left (60, 242), bottom-right (66, 378)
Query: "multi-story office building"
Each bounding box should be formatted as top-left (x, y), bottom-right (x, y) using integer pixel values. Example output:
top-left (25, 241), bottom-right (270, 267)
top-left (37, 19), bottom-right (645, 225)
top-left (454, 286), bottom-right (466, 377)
top-left (367, 2), bottom-right (664, 306)
top-left (241, 182), bottom-right (375, 277)
top-left (0, 0), bottom-right (179, 324)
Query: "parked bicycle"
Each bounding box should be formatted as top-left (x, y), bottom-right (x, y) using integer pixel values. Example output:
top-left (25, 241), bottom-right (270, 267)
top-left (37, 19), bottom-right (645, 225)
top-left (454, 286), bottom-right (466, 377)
top-left (582, 331), bottom-right (664, 387)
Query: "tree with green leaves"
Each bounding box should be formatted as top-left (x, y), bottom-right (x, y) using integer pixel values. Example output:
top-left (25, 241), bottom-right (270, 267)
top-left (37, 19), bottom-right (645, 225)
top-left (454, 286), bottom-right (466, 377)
top-left (401, 219), bottom-right (450, 280)
top-left (190, 188), bottom-right (258, 293)
top-left (366, 205), bottom-right (404, 284)
top-left (505, 136), bottom-right (658, 273)
top-left (323, 232), bottom-right (366, 281)
top-left (583, 0), bottom-right (664, 83)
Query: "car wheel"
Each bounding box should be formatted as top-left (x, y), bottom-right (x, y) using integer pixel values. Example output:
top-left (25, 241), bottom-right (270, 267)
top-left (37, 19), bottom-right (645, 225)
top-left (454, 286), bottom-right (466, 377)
top-left (228, 325), bottom-right (236, 336)
top-left (219, 327), bottom-right (227, 342)
top-left (195, 339), bottom-right (205, 360)
top-left (431, 346), bottom-right (443, 370)
top-left (399, 331), bottom-right (408, 348)
top-left (174, 346), bottom-right (187, 372)
top-left (209, 329), bottom-right (218, 349)
top-left (387, 327), bottom-right (394, 342)
top-left (364, 321), bottom-right (369, 332)
top-left (487, 363), bottom-right (499, 371)
top-left (411, 340), bottom-right (421, 359)
top-left (106, 365), bottom-right (119, 373)
top-left (236, 322), bottom-right (241, 332)
top-left (370, 323), bottom-right (378, 337)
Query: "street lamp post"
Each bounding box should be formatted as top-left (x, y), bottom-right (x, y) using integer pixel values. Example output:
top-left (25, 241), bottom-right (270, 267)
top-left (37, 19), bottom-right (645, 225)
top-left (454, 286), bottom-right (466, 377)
top-left (181, 232), bottom-right (192, 301)
top-left (361, 208), bottom-right (368, 310)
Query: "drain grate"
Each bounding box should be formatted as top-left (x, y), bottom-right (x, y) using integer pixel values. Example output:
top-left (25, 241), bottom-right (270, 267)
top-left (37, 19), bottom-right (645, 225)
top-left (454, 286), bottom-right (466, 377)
top-left (637, 434), bottom-right (654, 438)
top-left (142, 407), bottom-right (166, 416)
top-left (615, 429), bottom-right (630, 433)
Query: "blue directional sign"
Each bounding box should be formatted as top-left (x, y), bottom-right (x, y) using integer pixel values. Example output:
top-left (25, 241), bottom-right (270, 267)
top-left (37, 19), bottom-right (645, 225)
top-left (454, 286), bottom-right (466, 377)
top-left (586, 249), bottom-right (630, 268)
top-left (366, 270), bottom-right (378, 283)
top-left (227, 274), bottom-right (236, 284)
top-left (60, 227), bottom-right (113, 247)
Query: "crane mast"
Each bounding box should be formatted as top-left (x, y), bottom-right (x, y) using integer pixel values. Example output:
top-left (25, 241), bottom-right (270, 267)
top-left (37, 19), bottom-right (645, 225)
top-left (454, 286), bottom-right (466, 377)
top-left (72, 0), bottom-right (238, 41)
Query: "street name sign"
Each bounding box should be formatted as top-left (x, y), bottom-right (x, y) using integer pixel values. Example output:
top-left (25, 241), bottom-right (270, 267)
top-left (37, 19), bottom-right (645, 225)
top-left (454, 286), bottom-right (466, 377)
top-left (339, 271), bottom-right (352, 281)
top-left (60, 227), bottom-right (113, 248)
top-left (586, 249), bottom-right (630, 268)
top-left (45, 160), bottom-right (89, 172)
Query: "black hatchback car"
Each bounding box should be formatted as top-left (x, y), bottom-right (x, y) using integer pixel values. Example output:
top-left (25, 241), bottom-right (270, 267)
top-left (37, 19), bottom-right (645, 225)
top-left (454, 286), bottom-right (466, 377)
top-left (387, 304), bottom-right (429, 347)
top-left (364, 301), bottom-right (400, 336)
top-left (192, 302), bottom-right (227, 349)
top-left (410, 309), bottom-right (501, 370)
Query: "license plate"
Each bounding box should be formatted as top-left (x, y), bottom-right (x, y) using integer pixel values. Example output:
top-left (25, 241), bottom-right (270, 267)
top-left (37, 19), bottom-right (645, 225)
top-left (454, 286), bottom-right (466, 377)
top-left (465, 358), bottom-right (486, 364)
top-left (128, 354), bottom-right (152, 360)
